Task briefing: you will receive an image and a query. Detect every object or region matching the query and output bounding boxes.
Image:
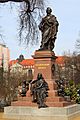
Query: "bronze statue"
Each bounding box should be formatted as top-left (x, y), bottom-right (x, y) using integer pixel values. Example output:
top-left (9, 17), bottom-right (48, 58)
top-left (30, 73), bottom-right (49, 108)
top-left (20, 80), bottom-right (29, 97)
top-left (55, 79), bottom-right (65, 97)
top-left (39, 7), bottom-right (59, 51)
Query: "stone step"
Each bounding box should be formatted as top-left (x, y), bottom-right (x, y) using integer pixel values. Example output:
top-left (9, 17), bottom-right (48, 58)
top-left (20, 101), bottom-right (71, 107)
top-left (18, 90), bottom-right (58, 101)
top-left (26, 90), bottom-right (58, 97)
top-left (26, 90), bottom-right (58, 96)
top-left (18, 96), bottom-right (32, 101)
top-left (18, 96), bottom-right (64, 102)
top-left (46, 97), bottom-right (64, 102)
top-left (3, 104), bottom-right (80, 120)
top-left (46, 101), bottom-right (72, 107)
top-left (11, 101), bottom-right (72, 107)
top-left (11, 101), bottom-right (37, 107)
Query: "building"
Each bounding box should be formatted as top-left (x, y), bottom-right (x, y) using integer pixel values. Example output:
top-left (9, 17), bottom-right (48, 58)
top-left (0, 43), bottom-right (10, 72)
top-left (9, 58), bottom-right (34, 77)
top-left (9, 55), bottom-right (65, 79)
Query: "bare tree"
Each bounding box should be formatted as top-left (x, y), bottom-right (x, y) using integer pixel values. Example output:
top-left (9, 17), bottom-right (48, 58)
top-left (0, 0), bottom-right (45, 46)
top-left (76, 40), bottom-right (80, 54)
top-left (75, 32), bottom-right (80, 54)
top-left (0, 70), bottom-right (26, 102)
top-left (55, 53), bottom-right (80, 86)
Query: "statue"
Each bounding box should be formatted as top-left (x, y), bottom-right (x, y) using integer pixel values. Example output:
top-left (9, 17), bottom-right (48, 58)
top-left (30, 73), bottom-right (49, 108)
top-left (55, 79), bottom-right (65, 97)
top-left (20, 80), bottom-right (29, 97)
top-left (39, 7), bottom-right (59, 51)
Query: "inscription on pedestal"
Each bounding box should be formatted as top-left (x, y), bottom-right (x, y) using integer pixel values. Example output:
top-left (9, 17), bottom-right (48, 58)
top-left (36, 64), bottom-right (49, 69)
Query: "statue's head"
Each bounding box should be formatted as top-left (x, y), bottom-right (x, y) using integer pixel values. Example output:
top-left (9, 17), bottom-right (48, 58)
top-left (23, 80), bottom-right (26, 84)
top-left (46, 7), bottom-right (52, 15)
top-left (37, 73), bottom-right (43, 80)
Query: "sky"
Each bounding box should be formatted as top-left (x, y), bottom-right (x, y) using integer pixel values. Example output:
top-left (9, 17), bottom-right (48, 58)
top-left (0, 0), bottom-right (80, 60)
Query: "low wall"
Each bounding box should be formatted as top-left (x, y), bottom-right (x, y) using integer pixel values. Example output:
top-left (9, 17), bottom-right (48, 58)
top-left (3, 104), bottom-right (80, 120)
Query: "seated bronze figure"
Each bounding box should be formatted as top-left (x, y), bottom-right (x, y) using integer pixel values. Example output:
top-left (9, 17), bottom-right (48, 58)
top-left (30, 73), bottom-right (49, 108)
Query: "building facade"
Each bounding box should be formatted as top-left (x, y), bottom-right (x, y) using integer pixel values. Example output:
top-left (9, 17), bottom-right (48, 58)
top-left (9, 59), bottom-right (34, 78)
top-left (0, 43), bottom-right (10, 71)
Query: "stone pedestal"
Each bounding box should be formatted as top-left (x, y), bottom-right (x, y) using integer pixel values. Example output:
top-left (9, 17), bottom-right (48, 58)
top-left (32, 50), bottom-right (57, 80)
top-left (3, 104), bottom-right (80, 120)
top-left (11, 50), bottom-right (72, 107)
top-left (32, 50), bottom-right (71, 107)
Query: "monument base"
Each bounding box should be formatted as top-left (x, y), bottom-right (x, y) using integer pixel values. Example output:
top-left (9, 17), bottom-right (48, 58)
top-left (11, 50), bottom-right (73, 107)
top-left (3, 104), bottom-right (80, 120)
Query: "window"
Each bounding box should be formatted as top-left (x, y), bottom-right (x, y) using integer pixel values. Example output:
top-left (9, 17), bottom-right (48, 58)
top-left (28, 69), bottom-right (32, 76)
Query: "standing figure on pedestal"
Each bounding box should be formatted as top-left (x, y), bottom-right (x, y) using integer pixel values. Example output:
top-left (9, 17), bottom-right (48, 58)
top-left (39, 7), bottom-right (59, 51)
top-left (30, 73), bottom-right (49, 108)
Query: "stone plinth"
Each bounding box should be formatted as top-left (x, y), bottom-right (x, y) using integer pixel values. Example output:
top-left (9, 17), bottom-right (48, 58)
top-left (11, 50), bottom-right (73, 107)
top-left (3, 104), bottom-right (80, 120)
top-left (32, 50), bottom-right (72, 107)
top-left (32, 50), bottom-right (57, 80)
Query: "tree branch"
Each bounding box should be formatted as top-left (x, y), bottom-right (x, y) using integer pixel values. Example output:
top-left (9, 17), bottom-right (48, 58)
top-left (0, 0), bottom-right (32, 3)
